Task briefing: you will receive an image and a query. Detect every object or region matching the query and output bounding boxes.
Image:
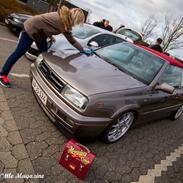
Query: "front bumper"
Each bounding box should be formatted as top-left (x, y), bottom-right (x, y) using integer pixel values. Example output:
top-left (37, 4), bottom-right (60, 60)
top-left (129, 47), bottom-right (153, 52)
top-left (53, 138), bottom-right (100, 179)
top-left (30, 63), bottom-right (112, 138)
top-left (25, 47), bottom-right (39, 61)
top-left (5, 18), bottom-right (23, 33)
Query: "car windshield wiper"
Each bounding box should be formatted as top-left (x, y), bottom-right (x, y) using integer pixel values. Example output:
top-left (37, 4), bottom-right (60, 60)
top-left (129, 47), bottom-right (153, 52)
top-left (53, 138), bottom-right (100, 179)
top-left (93, 51), bottom-right (102, 58)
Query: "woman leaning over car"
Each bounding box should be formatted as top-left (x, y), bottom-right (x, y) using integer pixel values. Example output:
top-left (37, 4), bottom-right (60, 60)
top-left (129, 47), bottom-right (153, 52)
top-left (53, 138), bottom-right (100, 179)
top-left (0, 6), bottom-right (92, 87)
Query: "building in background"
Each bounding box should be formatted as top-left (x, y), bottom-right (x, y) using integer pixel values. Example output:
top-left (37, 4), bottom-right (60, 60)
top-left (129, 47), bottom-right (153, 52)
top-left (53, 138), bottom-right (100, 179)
top-left (17, 0), bottom-right (91, 21)
top-left (61, 0), bottom-right (90, 22)
top-left (19, 0), bottom-right (28, 3)
top-left (18, 0), bottom-right (54, 13)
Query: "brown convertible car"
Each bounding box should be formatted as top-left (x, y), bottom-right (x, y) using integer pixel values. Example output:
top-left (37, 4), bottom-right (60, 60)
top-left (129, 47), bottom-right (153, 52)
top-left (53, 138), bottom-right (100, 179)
top-left (30, 42), bottom-right (183, 143)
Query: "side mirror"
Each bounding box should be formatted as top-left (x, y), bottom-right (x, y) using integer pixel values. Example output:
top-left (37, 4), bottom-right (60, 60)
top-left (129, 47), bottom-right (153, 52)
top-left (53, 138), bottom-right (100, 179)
top-left (88, 41), bottom-right (99, 48)
top-left (155, 83), bottom-right (175, 94)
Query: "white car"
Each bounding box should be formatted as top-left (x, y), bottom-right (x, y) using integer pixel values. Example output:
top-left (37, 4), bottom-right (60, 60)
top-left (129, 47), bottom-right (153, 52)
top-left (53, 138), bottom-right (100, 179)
top-left (25, 24), bottom-right (127, 61)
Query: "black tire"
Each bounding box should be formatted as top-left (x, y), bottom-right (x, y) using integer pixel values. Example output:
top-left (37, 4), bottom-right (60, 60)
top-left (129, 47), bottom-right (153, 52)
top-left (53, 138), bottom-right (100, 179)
top-left (170, 106), bottom-right (183, 120)
top-left (100, 111), bottom-right (135, 143)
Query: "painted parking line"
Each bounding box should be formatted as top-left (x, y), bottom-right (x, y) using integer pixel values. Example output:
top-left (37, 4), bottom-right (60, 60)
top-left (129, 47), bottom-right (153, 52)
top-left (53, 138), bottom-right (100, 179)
top-left (10, 73), bottom-right (30, 78)
top-left (0, 37), bottom-right (18, 43)
top-left (131, 144), bottom-right (183, 183)
top-left (0, 37), bottom-right (30, 78)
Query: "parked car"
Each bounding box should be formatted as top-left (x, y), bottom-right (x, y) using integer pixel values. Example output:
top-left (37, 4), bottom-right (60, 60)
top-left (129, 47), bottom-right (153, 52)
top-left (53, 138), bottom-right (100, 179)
top-left (115, 27), bottom-right (143, 43)
top-left (30, 42), bottom-right (183, 143)
top-left (25, 23), bottom-right (126, 61)
top-left (5, 13), bottom-right (32, 35)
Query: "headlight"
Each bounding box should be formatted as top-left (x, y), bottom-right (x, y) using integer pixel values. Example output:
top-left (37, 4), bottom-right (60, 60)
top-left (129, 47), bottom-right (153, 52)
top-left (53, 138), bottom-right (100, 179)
top-left (36, 54), bottom-right (43, 65)
top-left (62, 85), bottom-right (88, 109)
top-left (13, 18), bottom-right (21, 23)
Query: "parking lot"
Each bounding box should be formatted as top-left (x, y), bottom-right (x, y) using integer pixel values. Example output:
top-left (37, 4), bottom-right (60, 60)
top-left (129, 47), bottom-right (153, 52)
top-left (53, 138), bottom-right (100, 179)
top-left (0, 24), bottom-right (183, 183)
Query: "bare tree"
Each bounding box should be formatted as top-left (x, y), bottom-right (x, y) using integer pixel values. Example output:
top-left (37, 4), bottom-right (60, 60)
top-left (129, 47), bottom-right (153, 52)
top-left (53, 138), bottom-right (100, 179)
top-left (141, 16), bottom-right (158, 41)
top-left (162, 16), bottom-right (183, 52)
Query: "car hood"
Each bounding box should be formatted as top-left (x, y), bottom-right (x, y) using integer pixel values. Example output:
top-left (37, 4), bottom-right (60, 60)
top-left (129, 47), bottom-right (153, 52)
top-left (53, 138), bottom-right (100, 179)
top-left (42, 52), bottom-right (146, 96)
top-left (48, 34), bottom-right (79, 56)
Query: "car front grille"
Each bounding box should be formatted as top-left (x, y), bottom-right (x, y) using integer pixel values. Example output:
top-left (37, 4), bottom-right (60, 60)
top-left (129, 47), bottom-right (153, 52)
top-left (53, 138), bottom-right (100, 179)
top-left (28, 47), bottom-right (39, 57)
top-left (39, 61), bottom-right (65, 92)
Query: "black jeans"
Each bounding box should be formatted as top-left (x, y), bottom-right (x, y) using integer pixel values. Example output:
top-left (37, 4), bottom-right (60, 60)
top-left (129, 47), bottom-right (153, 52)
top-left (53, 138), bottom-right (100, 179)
top-left (0, 31), bottom-right (48, 76)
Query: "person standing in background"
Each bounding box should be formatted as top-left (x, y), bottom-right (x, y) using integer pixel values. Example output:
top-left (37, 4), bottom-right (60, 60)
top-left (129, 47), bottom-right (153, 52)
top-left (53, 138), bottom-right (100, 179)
top-left (93, 19), bottom-right (113, 32)
top-left (149, 38), bottom-right (163, 53)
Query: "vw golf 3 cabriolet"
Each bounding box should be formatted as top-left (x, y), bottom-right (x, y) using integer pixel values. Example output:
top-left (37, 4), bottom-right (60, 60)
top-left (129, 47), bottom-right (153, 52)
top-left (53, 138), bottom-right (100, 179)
top-left (30, 42), bottom-right (183, 143)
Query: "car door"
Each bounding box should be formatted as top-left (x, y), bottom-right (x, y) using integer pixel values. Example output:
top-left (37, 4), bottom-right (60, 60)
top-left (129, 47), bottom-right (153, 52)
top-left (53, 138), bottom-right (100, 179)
top-left (157, 64), bottom-right (183, 111)
top-left (128, 53), bottom-right (171, 120)
top-left (87, 34), bottom-right (124, 48)
top-left (140, 64), bottom-right (183, 120)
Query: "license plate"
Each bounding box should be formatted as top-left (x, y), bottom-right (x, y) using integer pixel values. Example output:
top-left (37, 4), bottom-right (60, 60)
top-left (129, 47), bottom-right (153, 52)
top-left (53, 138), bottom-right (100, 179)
top-left (5, 19), bottom-right (9, 24)
top-left (32, 79), bottom-right (47, 105)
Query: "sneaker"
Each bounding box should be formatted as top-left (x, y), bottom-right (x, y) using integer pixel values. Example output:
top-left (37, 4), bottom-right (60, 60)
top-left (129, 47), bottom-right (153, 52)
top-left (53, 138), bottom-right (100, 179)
top-left (0, 75), bottom-right (11, 88)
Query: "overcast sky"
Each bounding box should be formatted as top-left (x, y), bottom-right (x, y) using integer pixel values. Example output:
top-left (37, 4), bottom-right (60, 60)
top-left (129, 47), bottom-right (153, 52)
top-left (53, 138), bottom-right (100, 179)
top-left (68, 0), bottom-right (183, 59)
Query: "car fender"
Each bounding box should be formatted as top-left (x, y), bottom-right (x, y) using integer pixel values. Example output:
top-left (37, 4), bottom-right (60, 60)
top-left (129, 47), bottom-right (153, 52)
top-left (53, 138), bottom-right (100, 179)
top-left (111, 104), bottom-right (140, 119)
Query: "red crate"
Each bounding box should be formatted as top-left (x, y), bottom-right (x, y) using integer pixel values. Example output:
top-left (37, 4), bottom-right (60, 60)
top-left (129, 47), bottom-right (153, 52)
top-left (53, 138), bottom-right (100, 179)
top-left (59, 139), bottom-right (96, 180)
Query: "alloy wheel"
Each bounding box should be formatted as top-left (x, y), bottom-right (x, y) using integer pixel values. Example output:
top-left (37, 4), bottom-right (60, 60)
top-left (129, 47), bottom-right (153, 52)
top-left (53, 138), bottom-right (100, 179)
top-left (174, 106), bottom-right (183, 120)
top-left (107, 112), bottom-right (134, 142)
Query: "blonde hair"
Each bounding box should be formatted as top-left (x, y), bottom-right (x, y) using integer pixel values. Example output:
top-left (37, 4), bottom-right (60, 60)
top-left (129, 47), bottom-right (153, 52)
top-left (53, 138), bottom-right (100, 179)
top-left (59, 6), bottom-right (85, 32)
top-left (71, 8), bottom-right (85, 26)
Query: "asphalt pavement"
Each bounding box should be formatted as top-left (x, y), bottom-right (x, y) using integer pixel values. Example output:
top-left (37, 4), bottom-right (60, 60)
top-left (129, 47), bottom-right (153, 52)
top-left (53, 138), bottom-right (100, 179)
top-left (0, 25), bottom-right (183, 183)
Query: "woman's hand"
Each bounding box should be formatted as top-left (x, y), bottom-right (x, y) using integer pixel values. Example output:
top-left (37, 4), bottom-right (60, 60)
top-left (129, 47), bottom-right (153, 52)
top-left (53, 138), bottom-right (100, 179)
top-left (81, 48), bottom-right (95, 56)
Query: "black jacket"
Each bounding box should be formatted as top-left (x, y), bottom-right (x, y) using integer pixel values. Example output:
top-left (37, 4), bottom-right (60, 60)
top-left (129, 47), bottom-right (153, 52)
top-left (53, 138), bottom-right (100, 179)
top-left (149, 44), bottom-right (163, 53)
top-left (93, 22), bottom-right (113, 32)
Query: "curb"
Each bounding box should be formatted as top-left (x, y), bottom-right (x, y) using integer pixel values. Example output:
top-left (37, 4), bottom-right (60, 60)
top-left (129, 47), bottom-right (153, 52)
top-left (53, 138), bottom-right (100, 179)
top-left (0, 87), bottom-right (39, 183)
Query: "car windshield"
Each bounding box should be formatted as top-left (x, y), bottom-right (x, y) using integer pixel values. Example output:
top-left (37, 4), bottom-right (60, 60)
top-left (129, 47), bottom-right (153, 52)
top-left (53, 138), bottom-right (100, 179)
top-left (72, 24), bottom-right (100, 39)
top-left (96, 42), bottom-right (165, 84)
top-left (118, 29), bottom-right (141, 41)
